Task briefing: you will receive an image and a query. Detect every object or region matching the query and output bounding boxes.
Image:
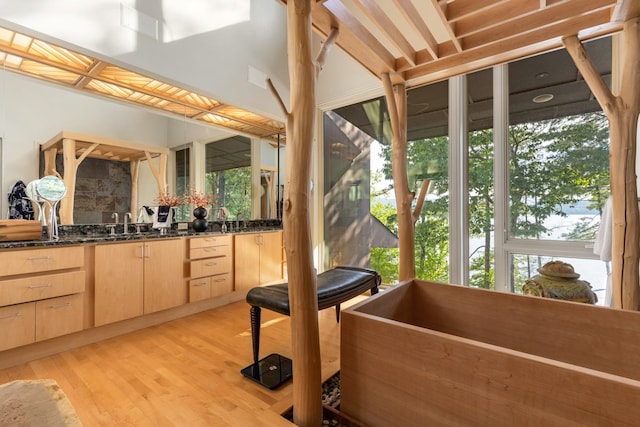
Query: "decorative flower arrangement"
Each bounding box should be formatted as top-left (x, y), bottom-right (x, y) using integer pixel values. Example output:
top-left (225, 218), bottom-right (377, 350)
top-left (184, 187), bottom-right (217, 208)
top-left (155, 190), bottom-right (182, 207)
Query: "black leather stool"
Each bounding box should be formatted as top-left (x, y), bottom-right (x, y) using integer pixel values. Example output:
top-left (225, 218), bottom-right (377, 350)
top-left (241, 266), bottom-right (381, 389)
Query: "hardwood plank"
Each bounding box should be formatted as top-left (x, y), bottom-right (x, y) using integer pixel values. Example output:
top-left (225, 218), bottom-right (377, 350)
top-left (0, 298), bottom-right (365, 426)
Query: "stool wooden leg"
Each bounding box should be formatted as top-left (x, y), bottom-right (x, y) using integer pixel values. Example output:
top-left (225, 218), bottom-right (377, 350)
top-left (250, 305), bottom-right (262, 365)
top-left (335, 304), bottom-right (341, 322)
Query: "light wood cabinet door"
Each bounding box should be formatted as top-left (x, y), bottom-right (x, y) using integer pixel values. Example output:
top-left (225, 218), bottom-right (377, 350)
top-left (0, 302), bottom-right (35, 351)
top-left (234, 231), bottom-right (283, 292)
top-left (234, 233), bottom-right (261, 292)
top-left (143, 239), bottom-right (185, 314)
top-left (189, 277), bottom-right (211, 302)
top-left (260, 231), bottom-right (284, 285)
top-left (94, 242), bottom-right (144, 326)
top-left (35, 293), bottom-right (84, 341)
top-left (210, 273), bottom-right (233, 297)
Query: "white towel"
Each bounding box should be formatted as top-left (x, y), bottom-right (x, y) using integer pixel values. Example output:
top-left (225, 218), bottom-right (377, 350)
top-left (593, 195), bottom-right (615, 307)
top-left (137, 206), bottom-right (155, 223)
top-left (593, 195), bottom-right (612, 262)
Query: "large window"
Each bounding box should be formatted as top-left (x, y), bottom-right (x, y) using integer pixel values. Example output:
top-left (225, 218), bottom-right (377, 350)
top-left (205, 136), bottom-right (252, 221)
top-left (174, 146), bottom-right (190, 222)
top-left (502, 37), bottom-right (611, 299)
top-left (324, 37), bottom-right (611, 302)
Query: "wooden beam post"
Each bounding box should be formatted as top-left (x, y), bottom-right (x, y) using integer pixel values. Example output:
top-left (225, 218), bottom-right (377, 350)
top-left (131, 160), bottom-right (141, 220)
top-left (274, 1), bottom-right (337, 425)
top-left (563, 17), bottom-right (640, 310)
top-left (59, 138), bottom-right (77, 225)
top-left (382, 73), bottom-right (415, 281)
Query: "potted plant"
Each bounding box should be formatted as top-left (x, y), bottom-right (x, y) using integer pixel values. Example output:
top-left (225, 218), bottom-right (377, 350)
top-left (184, 188), bottom-right (217, 232)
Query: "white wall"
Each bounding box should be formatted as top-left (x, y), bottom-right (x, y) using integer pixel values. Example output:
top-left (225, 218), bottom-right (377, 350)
top-left (0, 1), bottom-right (382, 120)
top-left (0, 71), bottom-right (216, 218)
top-left (0, 0), bottom-right (290, 121)
top-left (315, 34), bottom-right (382, 110)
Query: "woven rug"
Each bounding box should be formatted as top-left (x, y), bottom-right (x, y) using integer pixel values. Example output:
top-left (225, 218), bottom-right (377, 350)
top-left (0, 379), bottom-right (82, 426)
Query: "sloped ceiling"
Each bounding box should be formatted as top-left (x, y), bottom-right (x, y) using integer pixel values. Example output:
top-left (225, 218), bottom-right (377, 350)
top-left (284, 0), bottom-right (638, 87)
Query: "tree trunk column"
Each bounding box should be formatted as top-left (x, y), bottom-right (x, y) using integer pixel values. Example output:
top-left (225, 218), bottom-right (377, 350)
top-left (609, 113), bottom-right (640, 310)
top-left (285, 0), bottom-right (322, 425)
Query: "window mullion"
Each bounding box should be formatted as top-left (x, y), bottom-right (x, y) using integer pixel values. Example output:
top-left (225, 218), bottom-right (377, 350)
top-left (493, 64), bottom-right (510, 292)
top-left (449, 75), bottom-right (468, 285)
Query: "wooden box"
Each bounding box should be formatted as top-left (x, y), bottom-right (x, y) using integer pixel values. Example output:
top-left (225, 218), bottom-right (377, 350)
top-left (340, 279), bottom-right (640, 426)
top-left (0, 220), bottom-right (42, 241)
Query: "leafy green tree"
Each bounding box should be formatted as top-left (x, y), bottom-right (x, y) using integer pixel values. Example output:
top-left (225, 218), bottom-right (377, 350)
top-left (468, 129), bottom-right (495, 288)
top-left (207, 167), bottom-right (252, 220)
top-left (373, 111), bottom-right (609, 291)
top-left (370, 174), bottom-right (399, 286)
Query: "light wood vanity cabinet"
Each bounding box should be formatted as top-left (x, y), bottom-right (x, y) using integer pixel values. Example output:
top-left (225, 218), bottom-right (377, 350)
top-left (35, 293), bottom-right (84, 341)
top-left (94, 239), bottom-right (184, 326)
top-left (0, 246), bottom-right (85, 352)
top-left (188, 235), bottom-right (233, 302)
top-left (234, 231), bottom-right (284, 293)
top-left (0, 302), bottom-right (36, 351)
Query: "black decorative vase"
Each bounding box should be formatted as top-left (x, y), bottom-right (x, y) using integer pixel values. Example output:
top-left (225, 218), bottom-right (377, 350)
top-left (192, 207), bottom-right (208, 232)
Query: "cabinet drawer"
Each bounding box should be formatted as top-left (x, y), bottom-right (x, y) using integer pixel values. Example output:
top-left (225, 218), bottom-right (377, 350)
top-left (191, 257), bottom-right (231, 278)
top-left (190, 245), bottom-right (231, 260)
top-left (189, 235), bottom-right (232, 250)
top-left (189, 277), bottom-right (211, 302)
top-left (0, 270), bottom-right (86, 307)
top-left (210, 274), bottom-right (233, 297)
top-left (0, 246), bottom-right (84, 278)
top-left (35, 294), bottom-right (84, 342)
top-left (0, 302), bottom-right (35, 351)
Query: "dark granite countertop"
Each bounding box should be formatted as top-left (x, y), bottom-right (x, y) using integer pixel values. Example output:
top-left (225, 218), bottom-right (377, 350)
top-left (0, 219), bottom-right (283, 249)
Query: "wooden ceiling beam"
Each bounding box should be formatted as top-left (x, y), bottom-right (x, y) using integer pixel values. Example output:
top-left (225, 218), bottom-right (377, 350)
top-left (444, 0), bottom-right (510, 23)
top-left (461, 3), bottom-right (615, 51)
top-left (74, 60), bottom-right (108, 89)
top-left (306, 0), bottom-right (394, 77)
top-left (323, 0), bottom-right (397, 69)
top-left (404, 11), bottom-right (621, 85)
top-left (612, 0), bottom-right (640, 21)
top-left (392, 0), bottom-right (439, 59)
top-left (431, 0), bottom-right (462, 52)
top-left (353, 0), bottom-right (416, 66)
top-left (455, 0), bottom-right (538, 38)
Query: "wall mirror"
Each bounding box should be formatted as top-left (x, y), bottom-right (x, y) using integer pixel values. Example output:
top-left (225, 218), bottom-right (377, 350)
top-left (203, 135), bottom-right (284, 221)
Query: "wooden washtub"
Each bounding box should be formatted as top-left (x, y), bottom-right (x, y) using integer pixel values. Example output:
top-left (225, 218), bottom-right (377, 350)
top-left (340, 279), bottom-right (640, 426)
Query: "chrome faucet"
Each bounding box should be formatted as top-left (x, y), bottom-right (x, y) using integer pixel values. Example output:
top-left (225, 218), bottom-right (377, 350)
top-left (111, 212), bottom-right (119, 224)
top-left (123, 212), bottom-right (132, 234)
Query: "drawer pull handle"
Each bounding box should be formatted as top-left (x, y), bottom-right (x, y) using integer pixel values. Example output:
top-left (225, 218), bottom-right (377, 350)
top-left (193, 282), bottom-right (208, 287)
top-left (27, 256), bottom-right (52, 261)
top-left (204, 248), bottom-right (217, 252)
top-left (49, 302), bottom-right (71, 309)
top-left (29, 283), bottom-right (52, 289)
top-left (213, 278), bottom-right (226, 283)
top-left (0, 312), bottom-right (20, 319)
top-left (205, 262), bottom-right (217, 266)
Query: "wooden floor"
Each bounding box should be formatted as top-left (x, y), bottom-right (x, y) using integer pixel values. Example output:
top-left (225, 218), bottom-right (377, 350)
top-left (0, 298), bottom-right (358, 426)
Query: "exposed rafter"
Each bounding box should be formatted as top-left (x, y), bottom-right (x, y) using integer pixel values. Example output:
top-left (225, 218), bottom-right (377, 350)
top-left (282, 0), bottom-right (631, 86)
top-left (0, 27), bottom-right (286, 143)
